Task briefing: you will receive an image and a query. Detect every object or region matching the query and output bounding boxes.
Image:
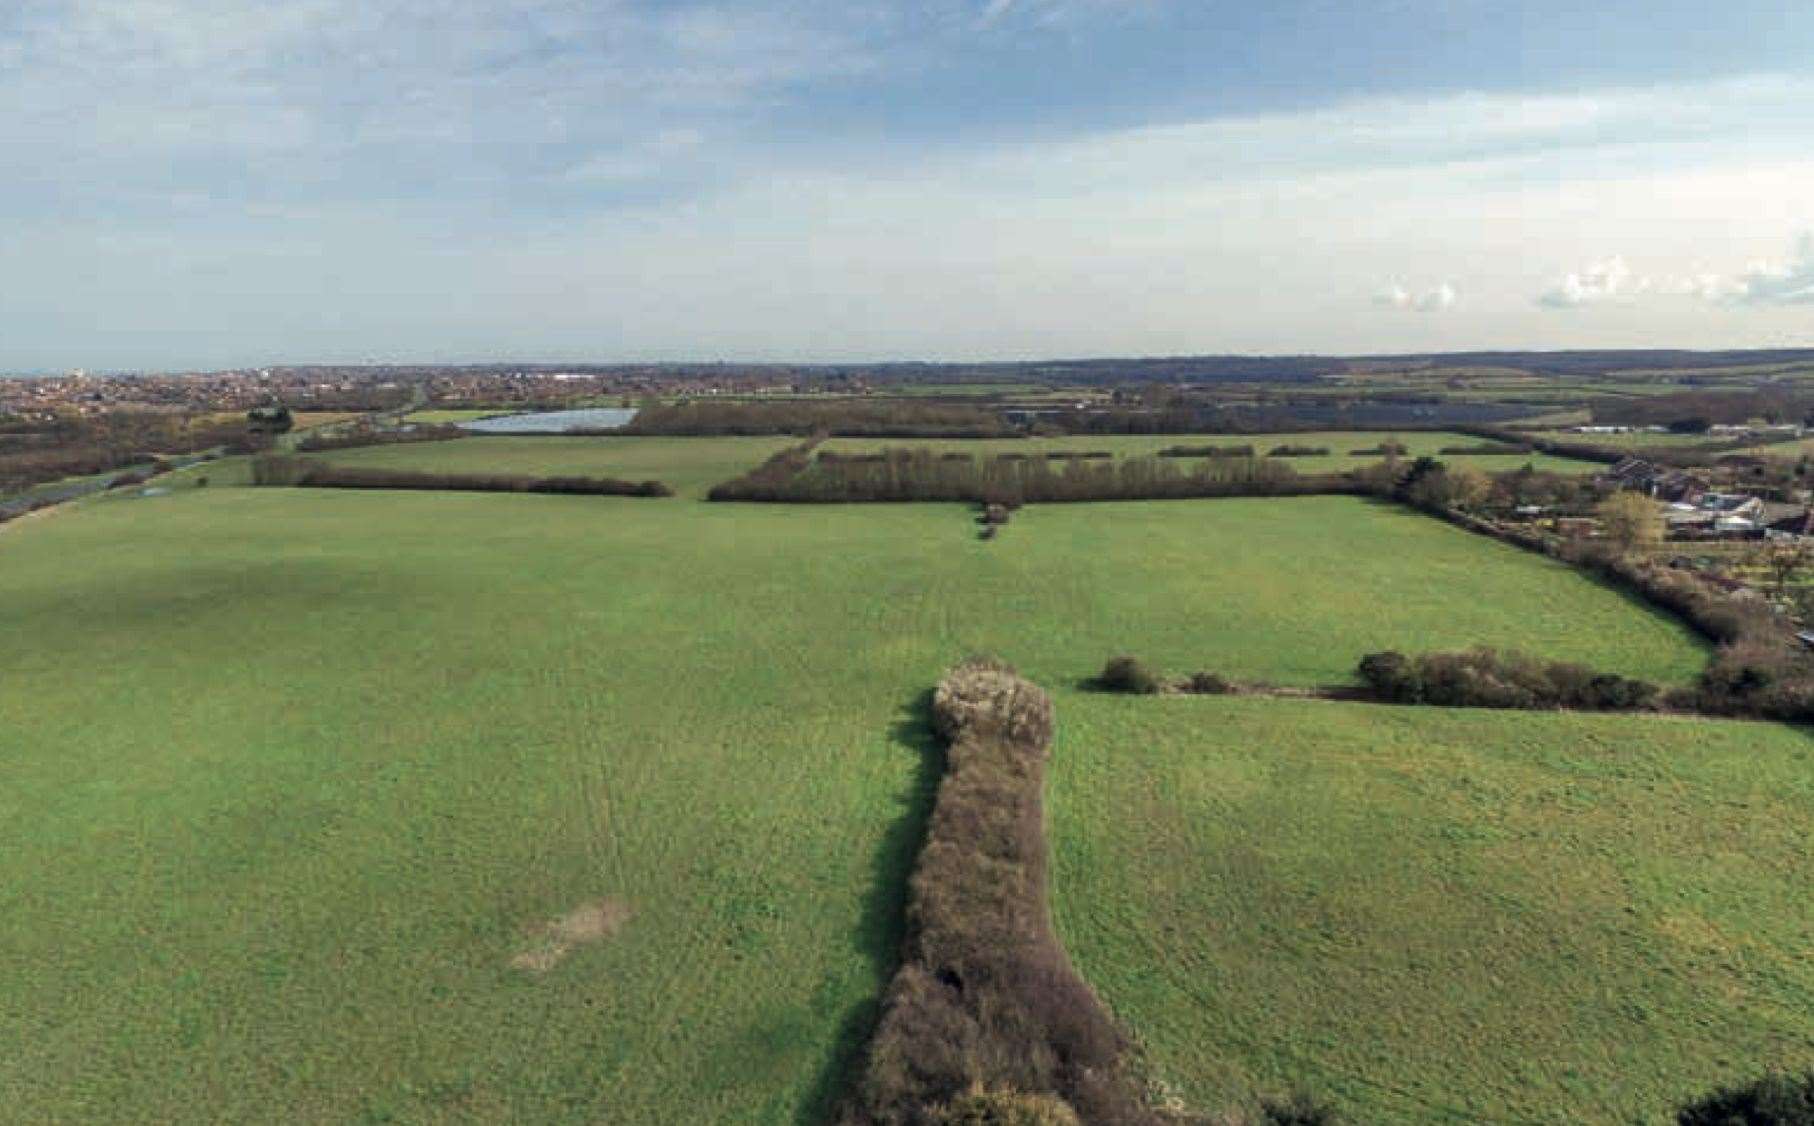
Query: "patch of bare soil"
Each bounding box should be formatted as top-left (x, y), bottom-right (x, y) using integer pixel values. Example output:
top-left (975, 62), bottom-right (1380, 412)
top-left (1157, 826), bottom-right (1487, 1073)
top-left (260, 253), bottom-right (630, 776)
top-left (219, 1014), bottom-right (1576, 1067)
top-left (509, 898), bottom-right (631, 973)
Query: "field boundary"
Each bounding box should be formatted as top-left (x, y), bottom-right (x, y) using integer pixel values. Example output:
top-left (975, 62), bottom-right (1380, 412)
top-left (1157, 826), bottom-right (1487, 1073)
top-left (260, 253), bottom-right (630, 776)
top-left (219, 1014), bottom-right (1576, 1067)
top-left (838, 659), bottom-right (1160, 1125)
top-left (250, 455), bottom-right (674, 497)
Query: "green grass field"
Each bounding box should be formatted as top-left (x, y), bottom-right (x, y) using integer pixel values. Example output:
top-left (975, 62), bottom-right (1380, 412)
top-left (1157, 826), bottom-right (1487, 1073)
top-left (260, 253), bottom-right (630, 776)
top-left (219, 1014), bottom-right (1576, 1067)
top-left (1050, 696), bottom-right (1814, 1123)
top-left (1, 440), bottom-right (1788, 1123)
top-left (821, 430), bottom-right (1605, 475)
top-left (1525, 429), bottom-right (1725, 450)
top-left (403, 409), bottom-right (510, 424)
top-left (301, 434), bottom-right (799, 499)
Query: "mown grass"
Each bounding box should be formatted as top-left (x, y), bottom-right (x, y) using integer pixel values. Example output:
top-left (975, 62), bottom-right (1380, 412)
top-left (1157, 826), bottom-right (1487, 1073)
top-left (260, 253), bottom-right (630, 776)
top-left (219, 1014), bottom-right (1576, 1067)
top-left (299, 434), bottom-right (799, 498)
top-left (820, 431), bottom-right (1604, 475)
top-left (1049, 696), bottom-right (1814, 1124)
top-left (0, 456), bottom-right (1741, 1122)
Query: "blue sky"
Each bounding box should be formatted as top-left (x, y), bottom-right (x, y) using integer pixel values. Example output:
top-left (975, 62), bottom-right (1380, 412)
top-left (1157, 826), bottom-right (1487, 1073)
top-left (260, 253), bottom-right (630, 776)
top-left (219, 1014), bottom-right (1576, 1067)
top-left (3, 0), bottom-right (1812, 369)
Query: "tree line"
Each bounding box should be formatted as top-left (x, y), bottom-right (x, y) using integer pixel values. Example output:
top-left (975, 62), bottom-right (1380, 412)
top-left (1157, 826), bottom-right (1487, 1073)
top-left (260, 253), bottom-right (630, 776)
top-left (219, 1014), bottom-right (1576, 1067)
top-left (624, 400), bottom-right (1012, 438)
top-left (708, 446), bottom-right (1364, 504)
top-left (251, 456), bottom-right (671, 497)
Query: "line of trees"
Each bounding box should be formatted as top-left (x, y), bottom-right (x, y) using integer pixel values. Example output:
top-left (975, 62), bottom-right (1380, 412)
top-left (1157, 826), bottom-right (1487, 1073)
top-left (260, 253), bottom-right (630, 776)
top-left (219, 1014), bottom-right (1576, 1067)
top-left (709, 446), bottom-right (1364, 504)
top-left (1376, 455), bottom-right (1814, 723)
top-left (251, 456), bottom-right (671, 497)
top-left (624, 400), bottom-right (1012, 437)
top-left (293, 422), bottom-right (467, 452)
top-left (1, 409), bottom-right (266, 494)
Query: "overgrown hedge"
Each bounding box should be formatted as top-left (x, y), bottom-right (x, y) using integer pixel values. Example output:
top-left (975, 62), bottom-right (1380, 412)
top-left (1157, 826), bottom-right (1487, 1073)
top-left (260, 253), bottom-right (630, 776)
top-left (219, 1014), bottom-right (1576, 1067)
top-left (252, 456), bottom-right (670, 497)
top-left (840, 660), bottom-right (1155, 1126)
top-left (1267, 444), bottom-right (1331, 457)
top-left (1356, 648), bottom-right (1660, 711)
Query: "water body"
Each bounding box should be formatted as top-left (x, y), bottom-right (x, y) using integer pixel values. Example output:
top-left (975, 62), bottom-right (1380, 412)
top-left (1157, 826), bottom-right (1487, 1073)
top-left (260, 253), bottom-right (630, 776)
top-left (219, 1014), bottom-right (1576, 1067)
top-left (460, 408), bottom-right (638, 434)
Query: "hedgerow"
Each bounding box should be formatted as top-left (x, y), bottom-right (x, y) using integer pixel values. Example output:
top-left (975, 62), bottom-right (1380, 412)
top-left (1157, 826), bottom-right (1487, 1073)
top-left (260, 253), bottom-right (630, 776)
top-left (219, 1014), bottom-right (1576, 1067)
top-left (251, 456), bottom-right (671, 497)
top-left (840, 660), bottom-right (1156, 1126)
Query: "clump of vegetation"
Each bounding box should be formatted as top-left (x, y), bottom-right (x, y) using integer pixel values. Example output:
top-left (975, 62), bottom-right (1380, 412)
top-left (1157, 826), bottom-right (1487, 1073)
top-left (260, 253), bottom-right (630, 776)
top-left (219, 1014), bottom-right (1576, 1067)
top-left (1348, 440), bottom-right (1408, 456)
top-left (1267, 444), bottom-right (1331, 457)
top-left (1677, 1071), bottom-right (1814, 1125)
top-left (1356, 647), bottom-right (1659, 711)
top-left (1595, 491), bottom-right (1665, 552)
top-left (842, 659), bottom-right (1155, 1126)
top-left (1095, 656), bottom-right (1165, 695)
top-left (1258, 1090), bottom-right (1346, 1125)
top-left (1183, 671), bottom-right (1236, 695)
top-left (705, 437), bottom-right (825, 500)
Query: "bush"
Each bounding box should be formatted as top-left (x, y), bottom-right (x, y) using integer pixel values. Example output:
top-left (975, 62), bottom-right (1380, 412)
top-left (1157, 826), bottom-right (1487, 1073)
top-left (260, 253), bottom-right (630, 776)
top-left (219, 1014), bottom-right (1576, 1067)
top-left (1096, 656), bottom-right (1164, 695)
top-left (1184, 671), bottom-right (1235, 695)
top-left (1260, 1090), bottom-right (1345, 1125)
top-left (1677, 1072), bottom-right (1814, 1125)
top-left (1356, 651), bottom-right (1419, 703)
top-left (1268, 444), bottom-right (1331, 457)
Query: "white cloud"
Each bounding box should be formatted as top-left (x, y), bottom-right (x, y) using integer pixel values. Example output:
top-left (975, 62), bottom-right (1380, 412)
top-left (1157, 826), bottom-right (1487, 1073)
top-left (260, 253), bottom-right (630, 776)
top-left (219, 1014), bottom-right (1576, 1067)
top-left (1536, 256), bottom-right (1644, 309)
top-left (1724, 234), bottom-right (1814, 306)
top-left (1546, 237), bottom-right (1814, 310)
top-left (1377, 282), bottom-right (1458, 312)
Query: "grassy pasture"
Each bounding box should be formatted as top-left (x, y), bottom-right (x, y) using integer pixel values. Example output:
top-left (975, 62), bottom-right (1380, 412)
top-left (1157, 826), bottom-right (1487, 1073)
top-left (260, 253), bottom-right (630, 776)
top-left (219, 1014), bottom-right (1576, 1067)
top-left (0, 451), bottom-right (1749, 1123)
top-left (404, 409), bottom-right (515, 424)
top-left (1050, 696), bottom-right (1814, 1124)
top-left (299, 434), bottom-right (799, 499)
top-left (820, 430), bottom-right (1604, 475)
top-left (1524, 428), bottom-right (1727, 450)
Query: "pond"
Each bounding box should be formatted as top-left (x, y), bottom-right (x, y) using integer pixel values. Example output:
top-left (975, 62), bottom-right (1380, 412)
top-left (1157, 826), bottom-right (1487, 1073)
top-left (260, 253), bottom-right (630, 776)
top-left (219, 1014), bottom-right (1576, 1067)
top-left (460, 408), bottom-right (638, 434)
